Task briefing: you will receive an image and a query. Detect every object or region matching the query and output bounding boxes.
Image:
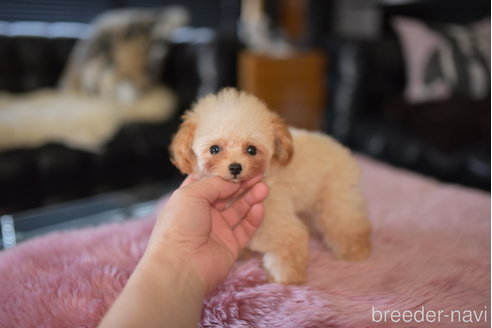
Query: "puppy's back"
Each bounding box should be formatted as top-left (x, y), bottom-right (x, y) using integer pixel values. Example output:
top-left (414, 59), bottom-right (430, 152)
top-left (269, 128), bottom-right (361, 209)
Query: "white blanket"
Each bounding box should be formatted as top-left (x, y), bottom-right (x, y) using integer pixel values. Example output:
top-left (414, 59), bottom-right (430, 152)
top-left (0, 87), bottom-right (176, 152)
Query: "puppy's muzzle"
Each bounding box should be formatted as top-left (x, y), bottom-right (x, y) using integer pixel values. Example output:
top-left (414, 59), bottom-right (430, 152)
top-left (228, 163), bottom-right (242, 177)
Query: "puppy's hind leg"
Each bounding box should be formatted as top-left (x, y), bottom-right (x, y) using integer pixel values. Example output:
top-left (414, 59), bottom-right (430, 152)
top-left (317, 182), bottom-right (371, 261)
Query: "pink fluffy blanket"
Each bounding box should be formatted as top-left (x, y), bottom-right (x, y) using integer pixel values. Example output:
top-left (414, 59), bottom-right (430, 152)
top-left (0, 157), bottom-right (489, 327)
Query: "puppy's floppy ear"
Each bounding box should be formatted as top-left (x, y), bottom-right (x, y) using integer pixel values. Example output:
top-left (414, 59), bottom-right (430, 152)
top-left (271, 115), bottom-right (294, 165)
top-left (169, 113), bottom-right (196, 174)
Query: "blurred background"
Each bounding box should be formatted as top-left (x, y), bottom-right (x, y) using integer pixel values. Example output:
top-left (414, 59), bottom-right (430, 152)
top-left (0, 0), bottom-right (489, 248)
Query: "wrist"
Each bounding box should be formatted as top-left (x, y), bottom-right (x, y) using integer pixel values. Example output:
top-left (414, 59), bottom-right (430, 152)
top-left (140, 241), bottom-right (207, 298)
top-left (99, 243), bottom-right (206, 328)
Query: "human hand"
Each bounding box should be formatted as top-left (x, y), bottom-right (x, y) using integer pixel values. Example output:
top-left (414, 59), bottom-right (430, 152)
top-left (145, 175), bottom-right (269, 295)
top-left (98, 175), bottom-right (268, 328)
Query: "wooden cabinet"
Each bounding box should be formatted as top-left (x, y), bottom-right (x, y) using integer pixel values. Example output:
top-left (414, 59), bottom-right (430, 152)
top-left (238, 50), bottom-right (327, 130)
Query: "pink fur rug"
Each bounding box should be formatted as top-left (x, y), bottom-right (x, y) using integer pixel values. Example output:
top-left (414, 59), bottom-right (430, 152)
top-left (0, 157), bottom-right (489, 327)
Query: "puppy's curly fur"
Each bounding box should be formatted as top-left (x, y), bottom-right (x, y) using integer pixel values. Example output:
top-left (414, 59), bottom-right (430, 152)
top-left (170, 88), bottom-right (371, 284)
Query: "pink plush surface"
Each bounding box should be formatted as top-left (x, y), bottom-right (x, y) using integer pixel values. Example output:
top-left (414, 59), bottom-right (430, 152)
top-left (0, 157), bottom-right (489, 327)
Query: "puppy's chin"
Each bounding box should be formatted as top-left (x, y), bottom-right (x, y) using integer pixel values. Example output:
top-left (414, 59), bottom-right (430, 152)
top-left (214, 173), bottom-right (246, 183)
top-left (225, 176), bottom-right (243, 183)
top-left (196, 171), bottom-right (252, 183)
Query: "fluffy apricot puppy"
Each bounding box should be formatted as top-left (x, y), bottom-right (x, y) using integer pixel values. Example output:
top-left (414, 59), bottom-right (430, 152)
top-left (170, 88), bottom-right (371, 284)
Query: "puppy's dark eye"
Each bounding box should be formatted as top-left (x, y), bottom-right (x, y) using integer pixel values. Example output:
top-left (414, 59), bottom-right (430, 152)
top-left (247, 145), bottom-right (257, 156)
top-left (210, 145), bottom-right (221, 155)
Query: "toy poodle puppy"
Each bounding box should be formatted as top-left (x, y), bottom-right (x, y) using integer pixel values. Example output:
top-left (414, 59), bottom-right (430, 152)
top-left (170, 88), bottom-right (371, 284)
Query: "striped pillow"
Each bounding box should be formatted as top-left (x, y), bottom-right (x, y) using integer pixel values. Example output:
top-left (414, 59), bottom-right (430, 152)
top-left (392, 16), bottom-right (490, 104)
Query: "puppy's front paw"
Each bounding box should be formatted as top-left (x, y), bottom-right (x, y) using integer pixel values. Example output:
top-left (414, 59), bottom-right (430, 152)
top-left (267, 268), bottom-right (307, 285)
top-left (263, 252), bottom-right (308, 285)
top-left (265, 268), bottom-right (307, 285)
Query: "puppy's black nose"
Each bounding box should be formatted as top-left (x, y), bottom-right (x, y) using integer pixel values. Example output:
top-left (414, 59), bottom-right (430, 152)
top-left (228, 163), bottom-right (242, 176)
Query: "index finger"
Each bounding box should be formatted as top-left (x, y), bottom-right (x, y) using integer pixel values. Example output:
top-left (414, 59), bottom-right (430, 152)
top-left (179, 176), bottom-right (241, 206)
top-left (214, 175), bottom-right (265, 210)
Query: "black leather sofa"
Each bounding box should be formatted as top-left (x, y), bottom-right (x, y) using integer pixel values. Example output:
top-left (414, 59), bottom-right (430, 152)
top-left (327, 2), bottom-right (490, 191)
top-left (0, 24), bottom-right (239, 213)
